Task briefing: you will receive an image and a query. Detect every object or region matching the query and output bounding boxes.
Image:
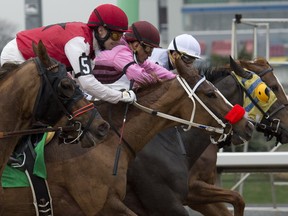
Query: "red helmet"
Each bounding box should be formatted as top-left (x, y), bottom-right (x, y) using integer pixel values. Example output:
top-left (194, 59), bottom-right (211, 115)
top-left (124, 21), bottom-right (160, 48)
top-left (87, 4), bottom-right (128, 32)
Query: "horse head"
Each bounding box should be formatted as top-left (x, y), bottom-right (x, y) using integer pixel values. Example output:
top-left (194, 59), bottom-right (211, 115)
top-left (230, 56), bottom-right (288, 144)
top-left (0, 41), bottom-right (109, 176)
top-left (170, 57), bottom-right (254, 145)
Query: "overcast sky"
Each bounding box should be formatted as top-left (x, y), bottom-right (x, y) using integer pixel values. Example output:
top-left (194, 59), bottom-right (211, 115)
top-left (0, 0), bottom-right (117, 33)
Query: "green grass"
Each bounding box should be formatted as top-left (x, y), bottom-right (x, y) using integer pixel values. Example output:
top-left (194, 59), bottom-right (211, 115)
top-left (221, 173), bottom-right (288, 204)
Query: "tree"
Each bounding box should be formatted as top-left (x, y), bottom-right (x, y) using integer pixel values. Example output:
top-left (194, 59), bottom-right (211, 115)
top-left (0, 19), bottom-right (17, 54)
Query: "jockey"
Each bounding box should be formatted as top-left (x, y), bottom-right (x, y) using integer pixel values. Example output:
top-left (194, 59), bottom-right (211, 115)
top-left (0, 4), bottom-right (136, 104)
top-left (92, 21), bottom-right (176, 92)
top-left (149, 34), bottom-right (202, 70)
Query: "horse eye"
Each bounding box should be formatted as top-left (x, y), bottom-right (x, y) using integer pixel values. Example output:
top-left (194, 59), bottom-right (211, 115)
top-left (206, 91), bottom-right (217, 98)
top-left (270, 85), bottom-right (278, 92)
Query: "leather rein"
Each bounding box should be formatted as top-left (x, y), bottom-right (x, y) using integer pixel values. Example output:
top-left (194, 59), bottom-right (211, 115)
top-left (0, 59), bottom-right (96, 142)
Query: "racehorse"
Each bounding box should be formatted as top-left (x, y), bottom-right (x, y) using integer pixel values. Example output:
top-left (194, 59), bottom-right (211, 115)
top-left (0, 57), bottom-right (254, 216)
top-left (0, 41), bottom-right (109, 182)
top-left (124, 57), bottom-right (288, 216)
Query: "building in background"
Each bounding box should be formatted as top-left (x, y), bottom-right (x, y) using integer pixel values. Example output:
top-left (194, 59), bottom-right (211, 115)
top-left (138, 0), bottom-right (288, 88)
top-left (148, 0), bottom-right (288, 59)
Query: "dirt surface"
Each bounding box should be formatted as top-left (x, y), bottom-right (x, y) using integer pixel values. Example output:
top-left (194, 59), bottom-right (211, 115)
top-left (185, 205), bottom-right (288, 216)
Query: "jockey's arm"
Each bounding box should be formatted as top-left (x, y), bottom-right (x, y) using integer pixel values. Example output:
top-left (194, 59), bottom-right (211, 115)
top-left (64, 37), bottom-right (134, 104)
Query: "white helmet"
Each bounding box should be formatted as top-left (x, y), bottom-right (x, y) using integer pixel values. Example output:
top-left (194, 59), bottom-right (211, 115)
top-left (168, 34), bottom-right (201, 59)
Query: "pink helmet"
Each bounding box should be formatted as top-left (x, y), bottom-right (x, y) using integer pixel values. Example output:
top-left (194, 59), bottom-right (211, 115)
top-left (87, 4), bottom-right (128, 32)
top-left (124, 21), bottom-right (160, 48)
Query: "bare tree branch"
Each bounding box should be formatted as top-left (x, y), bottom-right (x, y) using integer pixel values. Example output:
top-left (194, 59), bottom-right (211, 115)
top-left (0, 19), bottom-right (17, 53)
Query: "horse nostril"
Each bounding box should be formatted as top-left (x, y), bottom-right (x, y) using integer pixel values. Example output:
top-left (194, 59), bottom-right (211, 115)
top-left (97, 122), bottom-right (110, 137)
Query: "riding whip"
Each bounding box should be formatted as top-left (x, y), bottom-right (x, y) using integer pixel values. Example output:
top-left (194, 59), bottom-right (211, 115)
top-left (113, 79), bottom-right (135, 175)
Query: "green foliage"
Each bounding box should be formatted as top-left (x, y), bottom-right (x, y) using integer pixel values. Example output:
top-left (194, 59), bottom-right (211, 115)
top-left (0, 19), bottom-right (17, 54)
top-left (238, 46), bottom-right (253, 60)
top-left (208, 46), bottom-right (253, 66)
top-left (222, 173), bottom-right (288, 204)
top-left (208, 54), bottom-right (229, 66)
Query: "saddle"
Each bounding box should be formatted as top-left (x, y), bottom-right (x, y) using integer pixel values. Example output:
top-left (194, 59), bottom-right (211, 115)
top-left (6, 133), bottom-right (53, 216)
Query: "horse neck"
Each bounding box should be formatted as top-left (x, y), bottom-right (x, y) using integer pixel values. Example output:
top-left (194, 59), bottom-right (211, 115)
top-left (98, 79), bottom-right (190, 158)
top-left (0, 62), bottom-right (40, 131)
top-left (0, 62), bottom-right (40, 177)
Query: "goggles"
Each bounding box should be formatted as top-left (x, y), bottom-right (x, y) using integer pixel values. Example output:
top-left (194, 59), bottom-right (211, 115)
top-left (141, 42), bottom-right (154, 55)
top-left (110, 31), bottom-right (123, 41)
top-left (180, 53), bottom-right (196, 64)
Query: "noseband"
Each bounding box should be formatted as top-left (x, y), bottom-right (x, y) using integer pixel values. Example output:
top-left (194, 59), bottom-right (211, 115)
top-left (256, 65), bottom-right (288, 143)
top-left (33, 57), bottom-right (99, 144)
top-left (134, 75), bottom-right (239, 145)
top-left (239, 65), bottom-right (287, 143)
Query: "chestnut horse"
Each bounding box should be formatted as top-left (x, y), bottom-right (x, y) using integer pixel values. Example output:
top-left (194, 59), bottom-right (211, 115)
top-left (124, 57), bottom-right (288, 216)
top-left (0, 57), bottom-right (254, 215)
top-left (0, 41), bottom-right (109, 181)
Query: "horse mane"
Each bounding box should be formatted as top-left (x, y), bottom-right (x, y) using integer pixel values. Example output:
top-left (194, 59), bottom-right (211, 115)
top-left (0, 62), bottom-right (21, 79)
top-left (239, 57), bottom-right (268, 68)
top-left (195, 62), bottom-right (231, 83)
top-left (135, 80), bottom-right (171, 105)
top-left (94, 79), bottom-right (173, 129)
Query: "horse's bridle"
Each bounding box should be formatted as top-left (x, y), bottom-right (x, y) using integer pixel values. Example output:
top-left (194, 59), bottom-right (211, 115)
top-left (29, 58), bottom-right (99, 144)
top-left (238, 65), bottom-right (288, 143)
top-left (133, 75), bottom-right (235, 145)
top-left (35, 58), bottom-right (100, 144)
top-left (254, 66), bottom-right (288, 143)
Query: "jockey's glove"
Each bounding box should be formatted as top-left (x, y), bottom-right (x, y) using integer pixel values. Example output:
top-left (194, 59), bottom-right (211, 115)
top-left (120, 90), bottom-right (137, 104)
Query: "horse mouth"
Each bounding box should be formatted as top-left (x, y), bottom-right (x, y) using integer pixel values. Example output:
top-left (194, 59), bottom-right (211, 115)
top-left (277, 131), bottom-right (288, 144)
top-left (81, 130), bottom-right (107, 148)
top-left (231, 134), bottom-right (247, 145)
top-left (80, 121), bottom-right (109, 148)
top-left (232, 121), bottom-right (254, 145)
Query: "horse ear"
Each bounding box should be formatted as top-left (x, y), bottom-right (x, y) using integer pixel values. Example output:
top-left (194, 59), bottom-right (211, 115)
top-left (37, 40), bottom-right (48, 60)
top-left (37, 40), bottom-right (53, 68)
top-left (32, 41), bottom-right (38, 56)
top-left (229, 56), bottom-right (252, 79)
top-left (57, 78), bottom-right (75, 99)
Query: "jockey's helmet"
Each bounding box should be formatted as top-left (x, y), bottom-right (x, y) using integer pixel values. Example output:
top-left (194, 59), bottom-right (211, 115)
top-left (168, 34), bottom-right (201, 59)
top-left (124, 21), bottom-right (160, 48)
top-left (87, 4), bottom-right (128, 32)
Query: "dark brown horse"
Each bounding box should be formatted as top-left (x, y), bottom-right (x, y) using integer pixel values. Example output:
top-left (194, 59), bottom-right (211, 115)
top-left (0, 41), bottom-right (109, 182)
top-left (0, 57), bottom-right (254, 215)
top-left (124, 57), bottom-right (288, 216)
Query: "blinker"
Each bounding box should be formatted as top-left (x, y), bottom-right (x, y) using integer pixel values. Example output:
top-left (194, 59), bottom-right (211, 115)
top-left (255, 83), bottom-right (270, 102)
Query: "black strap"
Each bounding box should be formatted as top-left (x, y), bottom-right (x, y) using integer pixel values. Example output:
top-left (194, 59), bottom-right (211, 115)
top-left (23, 135), bottom-right (53, 216)
top-left (34, 57), bottom-right (73, 119)
top-left (239, 81), bottom-right (268, 118)
top-left (173, 37), bottom-right (181, 56)
top-left (231, 73), bottom-right (268, 118)
top-left (122, 61), bottom-right (136, 75)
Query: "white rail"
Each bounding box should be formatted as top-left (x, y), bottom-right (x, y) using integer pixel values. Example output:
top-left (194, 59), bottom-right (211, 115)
top-left (216, 145), bottom-right (288, 209)
top-left (216, 152), bottom-right (288, 173)
top-left (231, 15), bottom-right (288, 63)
